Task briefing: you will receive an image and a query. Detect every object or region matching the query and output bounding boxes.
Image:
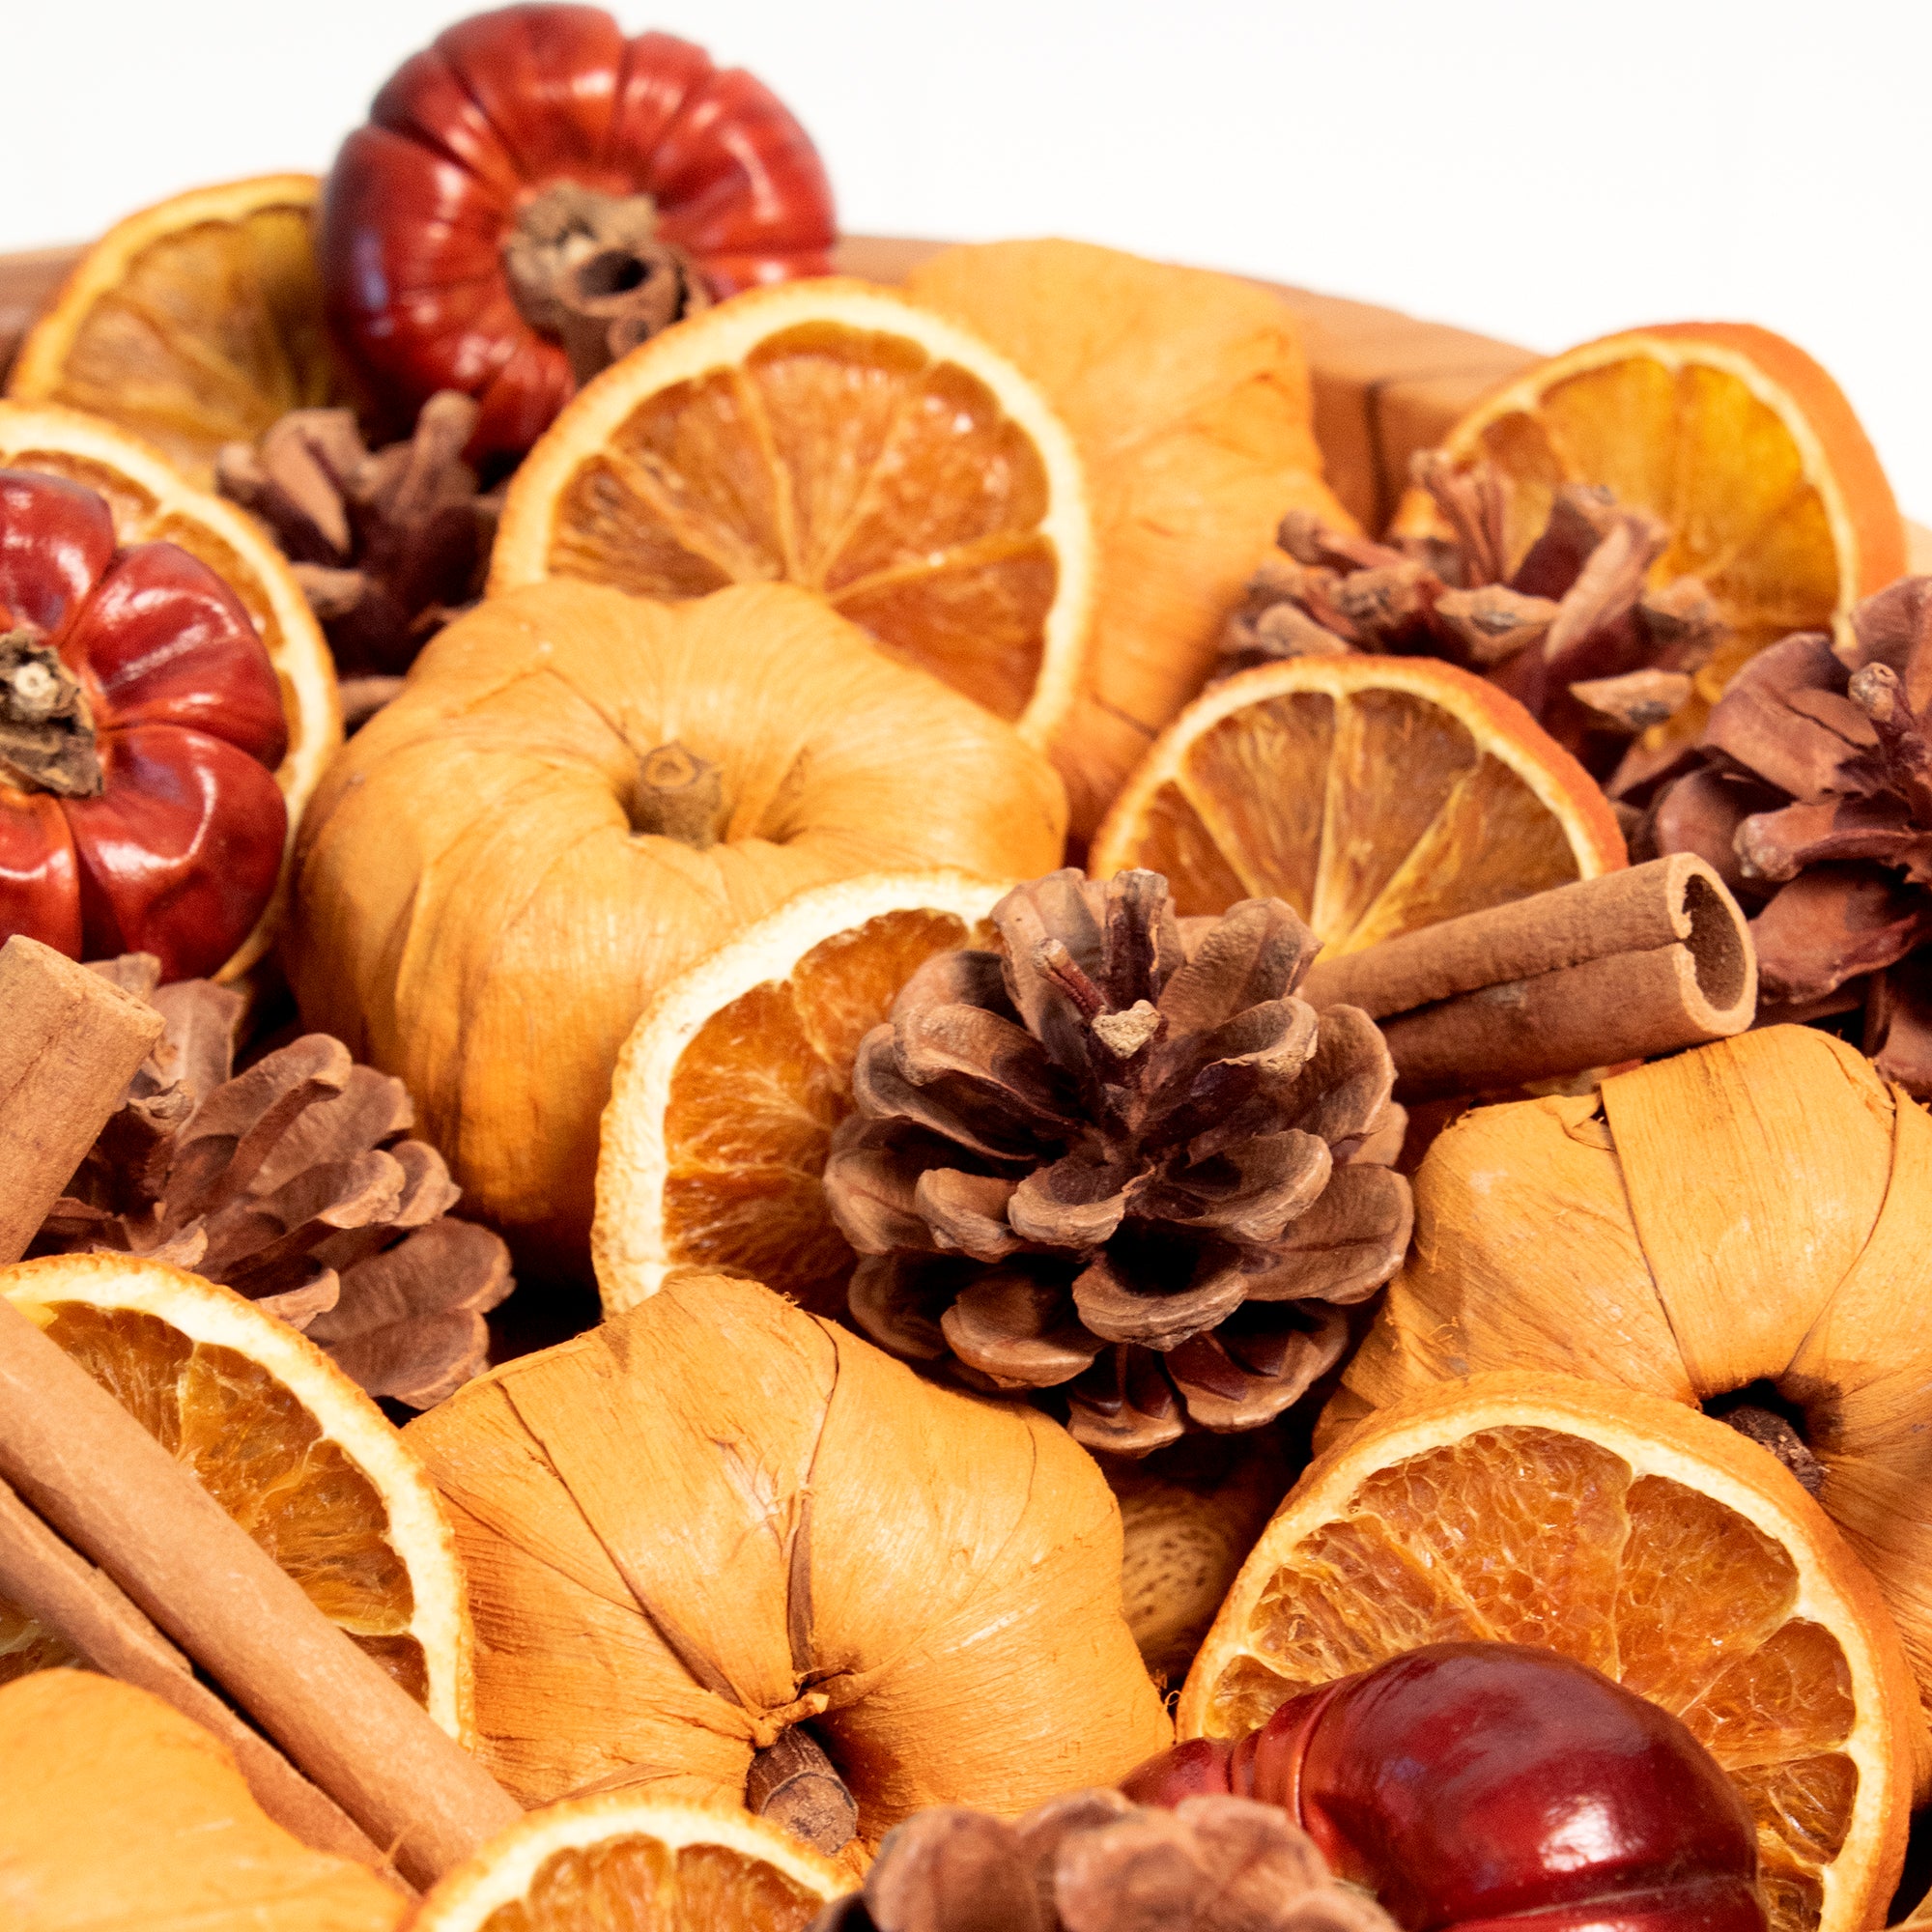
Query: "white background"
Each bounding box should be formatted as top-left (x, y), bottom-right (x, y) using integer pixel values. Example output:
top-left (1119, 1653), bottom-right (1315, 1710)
top-left (9, 0), bottom-right (1932, 518)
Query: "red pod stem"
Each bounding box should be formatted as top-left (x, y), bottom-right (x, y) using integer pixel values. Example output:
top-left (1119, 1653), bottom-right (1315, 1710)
top-left (1122, 1642), bottom-right (1765, 1932)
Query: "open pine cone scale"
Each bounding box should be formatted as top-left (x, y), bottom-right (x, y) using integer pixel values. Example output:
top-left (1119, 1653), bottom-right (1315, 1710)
top-left (32, 958), bottom-right (512, 1406)
top-left (825, 870), bottom-right (1412, 1455)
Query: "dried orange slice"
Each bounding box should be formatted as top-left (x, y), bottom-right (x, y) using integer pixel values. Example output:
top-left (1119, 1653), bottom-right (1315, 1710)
top-left (410, 1793), bottom-right (849, 1932)
top-left (1180, 1373), bottom-right (1918, 1932)
top-left (8, 174), bottom-right (336, 488)
top-left (0, 401), bottom-right (340, 979)
top-left (489, 279), bottom-right (1094, 754)
top-left (1090, 654), bottom-right (1624, 953)
top-left (595, 871), bottom-right (1004, 1317)
top-left (1389, 324), bottom-right (1906, 746)
top-left (0, 1255), bottom-right (472, 1744)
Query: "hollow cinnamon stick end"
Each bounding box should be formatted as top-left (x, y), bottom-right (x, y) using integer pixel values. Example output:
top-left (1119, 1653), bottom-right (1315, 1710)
top-left (1662, 855), bottom-right (1757, 1037)
top-left (0, 936), bottom-right (165, 1263)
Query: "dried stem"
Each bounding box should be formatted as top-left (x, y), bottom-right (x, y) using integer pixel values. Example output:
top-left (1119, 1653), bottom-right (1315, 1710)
top-left (631, 741), bottom-right (725, 849)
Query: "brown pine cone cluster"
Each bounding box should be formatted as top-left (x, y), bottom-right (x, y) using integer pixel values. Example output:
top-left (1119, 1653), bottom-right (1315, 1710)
top-left (29, 956), bottom-right (513, 1406)
top-left (1218, 452), bottom-right (1724, 783)
top-left (822, 870), bottom-right (1412, 1456)
top-left (808, 1788), bottom-right (1401, 1932)
top-left (1639, 575), bottom-right (1932, 1093)
top-left (216, 389), bottom-right (496, 703)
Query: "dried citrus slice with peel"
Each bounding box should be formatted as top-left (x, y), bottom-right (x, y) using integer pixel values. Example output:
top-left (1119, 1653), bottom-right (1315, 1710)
top-left (410, 1793), bottom-right (850, 1932)
top-left (1180, 1372), bottom-right (1918, 1932)
top-left (1390, 324), bottom-right (1906, 747)
top-left (8, 174), bottom-right (336, 488)
top-left (1091, 654), bottom-right (1624, 955)
top-left (595, 871), bottom-right (1005, 1317)
top-left (0, 1255), bottom-right (472, 1744)
top-left (0, 401), bottom-right (340, 980)
top-left (489, 279), bottom-right (1094, 752)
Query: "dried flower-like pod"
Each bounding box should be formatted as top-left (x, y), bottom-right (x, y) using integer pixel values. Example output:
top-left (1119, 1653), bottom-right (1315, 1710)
top-left (1328, 1025), bottom-right (1932, 1761)
top-left (810, 1785), bottom-right (1395, 1932)
top-left (823, 870), bottom-right (1410, 1454)
top-left (403, 1270), bottom-right (1170, 1833)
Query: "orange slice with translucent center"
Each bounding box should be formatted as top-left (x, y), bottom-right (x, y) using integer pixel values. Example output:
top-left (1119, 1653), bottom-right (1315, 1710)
top-left (410, 1794), bottom-right (849, 1932)
top-left (1091, 654), bottom-right (1623, 955)
top-left (0, 400), bottom-right (340, 980)
top-left (1180, 1373), bottom-right (1916, 1932)
top-left (594, 871), bottom-right (1005, 1317)
top-left (1388, 325), bottom-right (1905, 748)
top-left (489, 280), bottom-right (1094, 750)
top-left (0, 1255), bottom-right (471, 1743)
top-left (8, 174), bottom-right (337, 488)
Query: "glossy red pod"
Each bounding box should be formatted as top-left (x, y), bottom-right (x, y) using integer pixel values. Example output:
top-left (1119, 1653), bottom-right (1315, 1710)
top-left (1123, 1643), bottom-right (1765, 1932)
top-left (0, 470), bottom-right (288, 980)
top-left (320, 3), bottom-right (838, 465)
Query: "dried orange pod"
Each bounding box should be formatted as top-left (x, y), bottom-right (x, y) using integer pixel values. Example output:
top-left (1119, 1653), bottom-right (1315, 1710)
top-left (1328, 1025), bottom-right (1932, 1773)
top-left (404, 1269), bottom-right (1172, 1839)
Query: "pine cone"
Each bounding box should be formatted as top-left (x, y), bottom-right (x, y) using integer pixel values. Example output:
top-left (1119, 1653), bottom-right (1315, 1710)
top-left (1218, 452), bottom-right (1724, 786)
top-left (808, 1788), bottom-right (1402, 1932)
top-left (822, 870), bottom-right (1412, 1455)
top-left (215, 390), bottom-right (497, 696)
top-left (1640, 576), bottom-right (1932, 1094)
top-left (28, 956), bottom-right (513, 1406)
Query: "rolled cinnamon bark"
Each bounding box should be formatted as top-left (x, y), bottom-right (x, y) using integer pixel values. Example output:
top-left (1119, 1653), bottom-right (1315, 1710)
top-left (1300, 856), bottom-right (1756, 1101)
top-left (0, 1477), bottom-right (403, 1887)
top-left (0, 1293), bottom-right (521, 1886)
top-left (0, 936), bottom-right (163, 1264)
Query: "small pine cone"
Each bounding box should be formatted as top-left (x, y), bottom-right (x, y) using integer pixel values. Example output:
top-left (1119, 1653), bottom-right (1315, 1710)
top-left (30, 957), bottom-right (513, 1406)
top-left (809, 1788), bottom-right (1402, 1932)
top-left (822, 870), bottom-right (1412, 1455)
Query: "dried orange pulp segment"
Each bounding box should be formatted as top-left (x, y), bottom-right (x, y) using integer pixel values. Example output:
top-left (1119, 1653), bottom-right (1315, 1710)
top-left (9, 174), bottom-right (336, 489)
top-left (0, 1255), bottom-right (472, 1745)
top-left (409, 1793), bottom-right (851, 1932)
top-left (1179, 1372), bottom-right (1917, 1932)
top-left (489, 279), bottom-right (1094, 752)
top-left (1090, 654), bottom-right (1624, 956)
top-left (594, 871), bottom-right (1005, 1317)
top-left (0, 401), bottom-right (340, 980)
top-left (1389, 324), bottom-right (1906, 747)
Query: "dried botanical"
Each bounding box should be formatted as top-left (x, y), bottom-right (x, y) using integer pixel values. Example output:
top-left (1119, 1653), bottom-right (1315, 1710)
top-left (1640, 576), bottom-right (1932, 1091)
top-left (823, 870), bottom-right (1411, 1455)
top-left (1218, 453), bottom-right (1725, 782)
top-left (808, 1788), bottom-right (1400, 1932)
top-left (28, 955), bottom-right (512, 1406)
top-left (216, 391), bottom-right (496, 685)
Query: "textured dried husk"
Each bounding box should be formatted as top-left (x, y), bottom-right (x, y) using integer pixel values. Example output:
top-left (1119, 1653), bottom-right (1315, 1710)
top-left (0, 1669), bottom-right (405, 1931)
top-left (1328, 1024), bottom-right (1932, 1771)
top-left (404, 1269), bottom-right (1171, 1840)
top-left (287, 580), bottom-right (1067, 1272)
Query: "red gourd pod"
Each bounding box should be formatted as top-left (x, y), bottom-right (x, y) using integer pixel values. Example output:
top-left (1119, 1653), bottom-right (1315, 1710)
top-left (1123, 1643), bottom-right (1765, 1932)
top-left (319, 4), bottom-right (838, 466)
top-left (0, 470), bottom-right (288, 980)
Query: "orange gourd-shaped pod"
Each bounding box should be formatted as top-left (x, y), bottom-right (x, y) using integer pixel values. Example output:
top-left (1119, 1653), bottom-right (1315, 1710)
top-left (404, 1270), bottom-right (1173, 1834)
top-left (320, 6), bottom-right (836, 464)
top-left (285, 580), bottom-right (1066, 1270)
top-left (1330, 1025), bottom-right (1932, 1773)
top-left (0, 1670), bottom-right (404, 1932)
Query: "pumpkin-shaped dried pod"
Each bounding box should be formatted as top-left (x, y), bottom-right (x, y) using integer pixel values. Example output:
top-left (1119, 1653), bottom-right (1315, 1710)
top-left (810, 1787), bottom-right (1399, 1932)
top-left (1327, 1024), bottom-right (1932, 1766)
top-left (288, 579), bottom-right (1066, 1272)
top-left (822, 869), bottom-right (1413, 1455)
top-left (28, 956), bottom-right (511, 1407)
top-left (403, 1270), bottom-right (1171, 1837)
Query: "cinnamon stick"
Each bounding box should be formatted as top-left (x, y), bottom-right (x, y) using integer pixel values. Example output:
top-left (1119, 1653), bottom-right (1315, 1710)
top-left (0, 1476), bottom-right (404, 1888)
top-left (1300, 856), bottom-right (1756, 1101)
top-left (0, 935), bottom-right (163, 1263)
top-left (0, 1292), bottom-right (521, 1886)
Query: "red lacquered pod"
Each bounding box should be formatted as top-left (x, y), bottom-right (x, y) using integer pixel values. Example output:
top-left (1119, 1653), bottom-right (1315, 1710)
top-left (320, 3), bottom-right (838, 465)
top-left (1123, 1643), bottom-right (1765, 1932)
top-left (0, 470), bottom-right (288, 980)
